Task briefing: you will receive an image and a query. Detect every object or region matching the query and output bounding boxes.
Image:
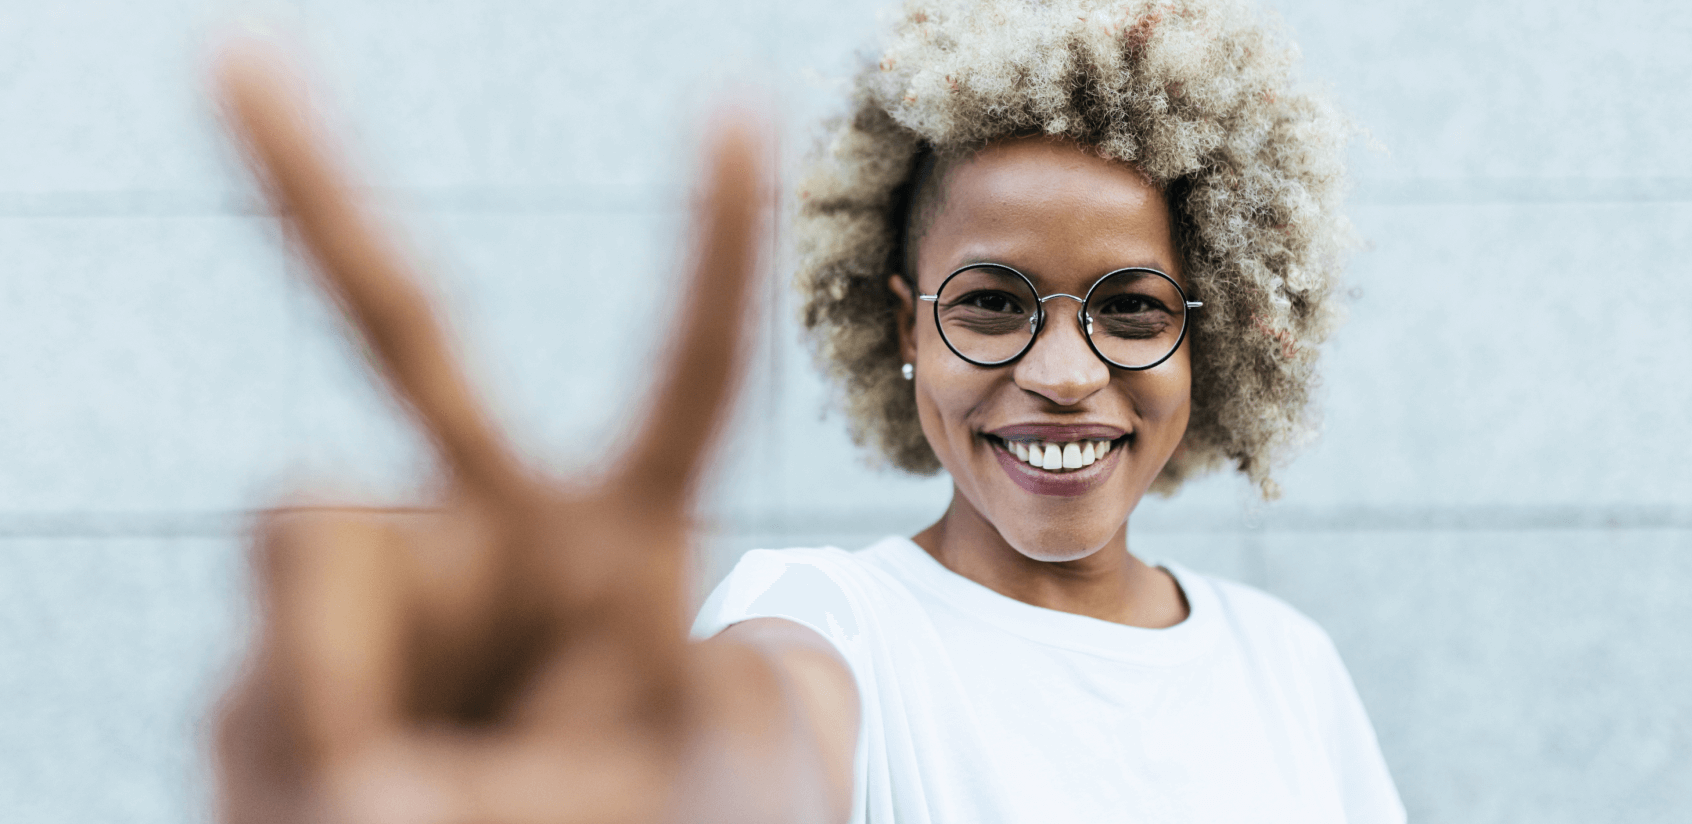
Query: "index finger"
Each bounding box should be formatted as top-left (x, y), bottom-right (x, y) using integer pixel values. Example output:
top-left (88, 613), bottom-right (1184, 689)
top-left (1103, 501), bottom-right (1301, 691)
top-left (213, 39), bottom-right (524, 497)
top-left (618, 116), bottom-right (770, 507)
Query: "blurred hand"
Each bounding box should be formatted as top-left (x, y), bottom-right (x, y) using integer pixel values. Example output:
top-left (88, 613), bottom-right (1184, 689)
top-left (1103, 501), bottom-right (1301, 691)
top-left (211, 38), bottom-right (778, 824)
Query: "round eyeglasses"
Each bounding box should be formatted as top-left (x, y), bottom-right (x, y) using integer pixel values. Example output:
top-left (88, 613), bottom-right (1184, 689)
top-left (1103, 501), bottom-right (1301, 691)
top-left (917, 264), bottom-right (1202, 370)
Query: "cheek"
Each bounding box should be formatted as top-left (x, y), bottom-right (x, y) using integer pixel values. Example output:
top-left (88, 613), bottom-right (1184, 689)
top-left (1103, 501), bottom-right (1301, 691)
top-left (911, 323), bottom-right (997, 457)
top-left (1129, 349), bottom-right (1192, 436)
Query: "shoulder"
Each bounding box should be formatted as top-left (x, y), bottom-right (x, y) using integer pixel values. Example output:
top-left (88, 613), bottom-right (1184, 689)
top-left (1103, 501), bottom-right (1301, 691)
top-left (1175, 568), bottom-right (1408, 823)
top-left (720, 546), bottom-right (871, 583)
top-left (1200, 572), bottom-right (1325, 635)
top-left (691, 542), bottom-right (908, 645)
top-left (1173, 564), bottom-right (1347, 671)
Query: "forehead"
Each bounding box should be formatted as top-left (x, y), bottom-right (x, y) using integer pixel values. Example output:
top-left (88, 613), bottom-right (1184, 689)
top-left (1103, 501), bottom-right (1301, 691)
top-left (918, 138), bottom-right (1179, 290)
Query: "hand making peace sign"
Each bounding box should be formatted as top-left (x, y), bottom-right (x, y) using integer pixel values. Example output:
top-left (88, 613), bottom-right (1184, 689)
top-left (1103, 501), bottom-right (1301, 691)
top-left (209, 39), bottom-right (846, 824)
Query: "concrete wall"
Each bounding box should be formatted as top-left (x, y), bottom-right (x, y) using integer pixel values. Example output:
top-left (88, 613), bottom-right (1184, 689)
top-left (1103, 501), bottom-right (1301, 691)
top-left (2, 0), bottom-right (1688, 820)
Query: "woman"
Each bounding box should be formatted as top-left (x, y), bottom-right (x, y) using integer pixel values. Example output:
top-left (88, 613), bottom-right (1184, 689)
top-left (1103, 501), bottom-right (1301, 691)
top-left (697, 1), bottom-right (1400, 820)
top-left (216, 1), bottom-right (1401, 823)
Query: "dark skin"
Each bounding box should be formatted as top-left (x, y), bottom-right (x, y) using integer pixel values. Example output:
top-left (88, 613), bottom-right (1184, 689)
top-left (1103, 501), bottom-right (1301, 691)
top-left (212, 39), bottom-right (854, 824)
top-left (732, 138), bottom-right (1191, 810)
top-left (890, 136), bottom-right (1190, 629)
top-left (214, 42), bottom-right (1186, 824)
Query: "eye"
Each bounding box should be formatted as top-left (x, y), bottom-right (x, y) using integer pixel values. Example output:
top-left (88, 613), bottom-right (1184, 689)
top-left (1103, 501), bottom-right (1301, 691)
top-left (1096, 294), bottom-right (1168, 316)
top-left (1090, 292), bottom-right (1176, 341)
top-left (954, 290), bottom-right (1028, 315)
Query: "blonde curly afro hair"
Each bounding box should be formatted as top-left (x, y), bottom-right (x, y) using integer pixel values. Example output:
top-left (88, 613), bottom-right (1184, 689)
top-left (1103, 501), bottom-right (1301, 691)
top-left (794, 0), bottom-right (1353, 498)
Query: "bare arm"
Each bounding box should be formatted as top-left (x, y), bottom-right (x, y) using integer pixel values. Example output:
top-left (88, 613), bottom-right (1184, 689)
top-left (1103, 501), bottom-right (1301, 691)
top-left (708, 619), bottom-right (860, 818)
top-left (210, 37), bottom-right (853, 824)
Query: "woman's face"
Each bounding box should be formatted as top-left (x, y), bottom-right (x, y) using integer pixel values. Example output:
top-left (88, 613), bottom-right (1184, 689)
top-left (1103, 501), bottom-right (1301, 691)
top-left (894, 137), bottom-right (1191, 562)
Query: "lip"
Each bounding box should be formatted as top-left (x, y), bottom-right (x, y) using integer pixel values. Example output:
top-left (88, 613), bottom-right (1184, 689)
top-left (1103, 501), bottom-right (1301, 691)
top-left (987, 434), bottom-right (1126, 497)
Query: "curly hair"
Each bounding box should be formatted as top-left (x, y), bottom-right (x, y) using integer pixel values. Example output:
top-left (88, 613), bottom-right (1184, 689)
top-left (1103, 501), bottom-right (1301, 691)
top-left (794, 0), bottom-right (1353, 499)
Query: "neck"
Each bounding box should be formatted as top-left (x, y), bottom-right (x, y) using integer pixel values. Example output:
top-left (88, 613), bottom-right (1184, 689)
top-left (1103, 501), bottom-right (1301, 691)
top-left (911, 488), bottom-right (1188, 629)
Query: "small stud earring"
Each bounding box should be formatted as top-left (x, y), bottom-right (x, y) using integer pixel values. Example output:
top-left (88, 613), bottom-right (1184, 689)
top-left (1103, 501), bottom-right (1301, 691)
top-left (901, 362), bottom-right (915, 381)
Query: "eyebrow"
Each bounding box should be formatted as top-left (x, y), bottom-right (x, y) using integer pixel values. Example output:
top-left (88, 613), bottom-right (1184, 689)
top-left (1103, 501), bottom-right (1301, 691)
top-left (952, 257), bottom-right (1177, 283)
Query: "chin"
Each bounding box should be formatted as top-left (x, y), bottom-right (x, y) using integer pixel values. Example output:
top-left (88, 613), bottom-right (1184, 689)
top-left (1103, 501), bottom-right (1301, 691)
top-left (999, 517), bottom-right (1126, 563)
top-left (983, 456), bottom-right (1161, 563)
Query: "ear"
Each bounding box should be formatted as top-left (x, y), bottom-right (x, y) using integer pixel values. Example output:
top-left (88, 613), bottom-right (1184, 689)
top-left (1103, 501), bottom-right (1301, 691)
top-left (888, 275), bottom-right (920, 365)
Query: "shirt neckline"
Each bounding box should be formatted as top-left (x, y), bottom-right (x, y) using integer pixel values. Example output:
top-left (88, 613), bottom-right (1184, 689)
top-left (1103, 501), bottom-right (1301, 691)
top-left (860, 535), bottom-right (1223, 666)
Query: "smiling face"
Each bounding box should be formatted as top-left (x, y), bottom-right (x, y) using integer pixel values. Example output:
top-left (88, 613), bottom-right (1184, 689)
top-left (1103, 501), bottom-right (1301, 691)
top-left (893, 137), bottom-right (1191, 563)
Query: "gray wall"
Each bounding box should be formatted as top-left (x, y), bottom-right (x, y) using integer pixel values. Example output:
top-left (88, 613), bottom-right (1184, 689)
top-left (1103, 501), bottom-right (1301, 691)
top-left (2, 0), bottom-right (1688, 820)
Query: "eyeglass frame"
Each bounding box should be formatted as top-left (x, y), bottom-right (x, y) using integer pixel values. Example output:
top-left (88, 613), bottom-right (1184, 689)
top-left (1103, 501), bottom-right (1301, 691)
top-left (916, 263), bottom-right (1204, 371)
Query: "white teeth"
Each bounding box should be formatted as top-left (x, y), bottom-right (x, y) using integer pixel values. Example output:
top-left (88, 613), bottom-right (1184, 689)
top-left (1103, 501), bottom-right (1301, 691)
top-left (1004, 437), bottom-right (1120, 472)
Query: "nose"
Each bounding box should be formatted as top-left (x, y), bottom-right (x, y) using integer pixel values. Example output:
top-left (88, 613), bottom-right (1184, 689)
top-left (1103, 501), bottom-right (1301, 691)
top-left (1012, 298), bottom-right (1110, 406)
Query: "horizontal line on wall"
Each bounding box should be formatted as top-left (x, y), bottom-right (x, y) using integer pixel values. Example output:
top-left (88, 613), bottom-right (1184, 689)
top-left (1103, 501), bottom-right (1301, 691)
top-left (0, 191), bottom-right (266, 217)
top-left (403, 186), bottom-right (676, 214)
top-left (1, 505), bottom-right (1689, 541)
top-left (1141, 505), bottom-right (1692, 533)
top-left (2, 505), bottom-right (1688, 541)
top-left (0, 512), bottom-right (244, 539)
top-left (1352, 177), bottom-right (1692, 205)
top-left (6, 177), bottom-right (1687, 217)
top-left (713, 505), bottom-right (1692, 536)
top-left (0, 187), bottom-right (676, 218)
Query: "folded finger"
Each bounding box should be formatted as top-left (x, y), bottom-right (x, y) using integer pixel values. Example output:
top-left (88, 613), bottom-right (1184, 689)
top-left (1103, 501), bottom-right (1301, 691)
top-left (249, 508), bottom-right (412, 772)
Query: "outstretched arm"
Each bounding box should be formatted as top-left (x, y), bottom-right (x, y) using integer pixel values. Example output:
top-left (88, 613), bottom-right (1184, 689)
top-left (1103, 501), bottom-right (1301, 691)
top-left (709, 618), bottom-right (860, 818)
top-left (211, 37), bottom-right (856, 824)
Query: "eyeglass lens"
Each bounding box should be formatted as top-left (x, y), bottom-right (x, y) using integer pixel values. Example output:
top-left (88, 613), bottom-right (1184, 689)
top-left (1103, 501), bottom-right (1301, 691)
top-left (1083, 269), bottom-right (1187, 368)
top-left (933, 266), bottom-right (1188, 368)
top-left (932, 266), bottom-right (1039, 365)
